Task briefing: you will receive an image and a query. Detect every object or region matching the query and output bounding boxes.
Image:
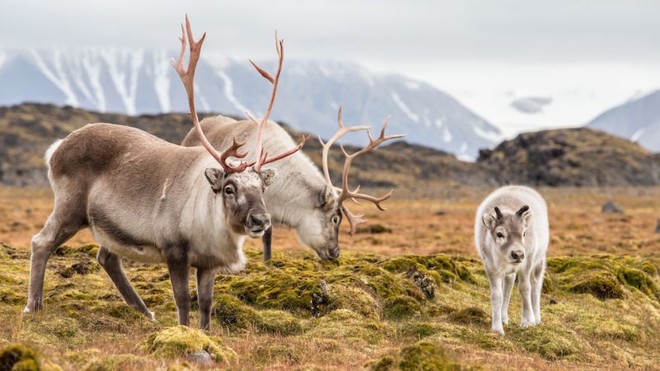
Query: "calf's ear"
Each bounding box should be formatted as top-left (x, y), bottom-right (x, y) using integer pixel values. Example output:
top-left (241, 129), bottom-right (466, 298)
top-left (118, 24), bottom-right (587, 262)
top-left (516, 205), bottom-right (533, 226)
top-left (482, 213), bottom-right (497, 230)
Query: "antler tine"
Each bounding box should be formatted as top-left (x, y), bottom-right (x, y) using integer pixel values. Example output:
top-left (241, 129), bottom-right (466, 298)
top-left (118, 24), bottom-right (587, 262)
top-left (259, 135), bottom-right (310, 168)
top-left (320, 106), bottom-right (370, 189)
top-left (341, 205), bottom-right (367, 236)
top-left (172, 15), bottom-right (251, 174)
top-left (246, 33), bottom-right (302, 172)
top-left (334, 116), bottom-right (405, 232)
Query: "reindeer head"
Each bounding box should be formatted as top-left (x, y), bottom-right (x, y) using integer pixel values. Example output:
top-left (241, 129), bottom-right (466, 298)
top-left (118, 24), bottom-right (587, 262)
top-left (290, 184), bottom-right (342, 259)
top-left (173, 16), bottom-right (303, 239)
top-left (482, 205), bottom-right (533, 264)
top-left (310, 107), bottom-right (404, 259)
top-left (205, 166), bottom-right (275, 237)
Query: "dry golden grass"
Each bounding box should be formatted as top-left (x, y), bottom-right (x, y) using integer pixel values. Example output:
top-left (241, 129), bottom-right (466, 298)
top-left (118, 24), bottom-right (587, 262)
top-left (0, 186), bottom-right (659, 370)
top-left (4, 186), bottom-right (659, 258)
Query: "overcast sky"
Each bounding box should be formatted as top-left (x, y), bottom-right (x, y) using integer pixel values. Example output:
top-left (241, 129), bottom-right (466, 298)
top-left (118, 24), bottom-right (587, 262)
top-left (2, 0), bottom-right (659, 135)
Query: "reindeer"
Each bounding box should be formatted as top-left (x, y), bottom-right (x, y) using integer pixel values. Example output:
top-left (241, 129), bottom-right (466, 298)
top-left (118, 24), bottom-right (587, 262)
top-left (475, 185), bottom-right (549, 335)
top-left (181, 48), bottom-right (405, 260)
top-left (23, 17), bottom-right (302, 330)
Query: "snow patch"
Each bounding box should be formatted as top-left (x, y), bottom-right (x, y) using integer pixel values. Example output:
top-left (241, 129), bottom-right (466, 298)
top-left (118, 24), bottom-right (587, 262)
top-left (442, 125), bottom-right (452, 143)
top-left (405, 81), bottom-right (420, 90)
top-left (29, 49), bottom-right (79, 107)
top-left (630, 127), bottom-right (646, 142)
top-left (80, 49), bottom-right (107, 112)
top-left (152, 50), bottom-right (171, 112)
top-left (473, 125), bottom-right (502, 142)
top-left (0, 51), bottom-right (7, 71)
top-left (100, 49), bottom-right (144, 115)
top-left (435, 116), bottom-right (446, 129)
top-left (217, 70), bottom-right (252, 116)
top-left (390, 91), bottom-right (419, 123)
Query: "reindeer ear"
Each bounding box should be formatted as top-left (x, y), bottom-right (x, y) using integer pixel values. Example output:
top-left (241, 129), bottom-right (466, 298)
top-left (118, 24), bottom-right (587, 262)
top-left (317, 185), bottom-right (335, 208)
top-left (260, 168), bottom-right (277, 188)
top-left (482, 213), bottom-right (497, 230)
top-left (518, 206), bottom-right (533, 227)
top-left (204, 168), bottom-right (225, 193)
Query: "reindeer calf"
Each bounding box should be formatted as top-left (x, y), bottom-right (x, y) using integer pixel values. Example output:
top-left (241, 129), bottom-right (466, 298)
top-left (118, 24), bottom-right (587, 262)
top-left (474, 185), bottom-right (549, 335)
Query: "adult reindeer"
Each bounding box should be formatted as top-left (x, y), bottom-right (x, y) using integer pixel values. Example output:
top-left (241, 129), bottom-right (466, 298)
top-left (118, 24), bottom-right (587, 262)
top-left (24, 16), bottom-right (302, 330)
top-left (182, 101), bottom-right (405, 260)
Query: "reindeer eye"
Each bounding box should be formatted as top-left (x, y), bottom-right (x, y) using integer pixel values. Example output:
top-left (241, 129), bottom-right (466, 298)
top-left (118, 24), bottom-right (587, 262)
top-left (224, 185), bottom-right (235, 196)
top-left (332, 215), bottom-right (341, 225)
top-left (496, 232), bottom-right (505, 239)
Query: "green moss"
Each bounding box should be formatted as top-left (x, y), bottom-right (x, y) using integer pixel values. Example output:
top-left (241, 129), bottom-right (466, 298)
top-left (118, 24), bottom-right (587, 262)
top-left (448, 307), bottom-right (489, 326)
top-left (0, 343), bottom-right (61, 371)
top-left (383, 295), bottom-right (421, 320)
top-left (398, 341), bottom-right (461, 371)
top-left (214, 294), bottom-right (260, 329)
top-left (308, 309), bottom-right (393, 344)
top-left (255, 310), bottom-right (305, 335)
top-left (548, 255), bottom-right (660, 300)
top-left (397, 323), bottom-right (438, 339)
top-left (326, 283), bottom-right (380, 320)
top-left (228, 269), bottom-right (330, 316)
top-left (381, 254), bottom-right (475, 285)
top-left (145, 326), bottom-right (234, 363)
top-left (510, 324), bottom-right (590, 361)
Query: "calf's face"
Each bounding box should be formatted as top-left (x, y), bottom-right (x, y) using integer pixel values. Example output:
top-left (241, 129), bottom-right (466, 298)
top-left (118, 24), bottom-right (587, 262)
top-left (205, 167), bottom-right (275, 237)
top-left (482, 205), bottom-right (532, 264)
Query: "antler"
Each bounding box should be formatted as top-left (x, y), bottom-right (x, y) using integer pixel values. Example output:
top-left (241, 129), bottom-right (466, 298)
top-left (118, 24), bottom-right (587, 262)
top-left (321, 107), bottom-right (406, 235)
top-left (247, 33), bottom-right (306, 172)
top-left (172, 15), bottom-right (254, 173)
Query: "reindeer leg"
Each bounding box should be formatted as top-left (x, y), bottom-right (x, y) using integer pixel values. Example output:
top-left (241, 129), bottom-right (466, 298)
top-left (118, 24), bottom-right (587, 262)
top-left (262, 226), bottom-right (273, 262)
top-left (25, 210), bottom-right (84, 313)
top-left (196, 267), bottom-right (215, 331)
top-left (96, 246), bottom-right (154, 320)
top-left (166, 246), bottom-right (190, 326)
top-left (501, 273), bottom-right (515, 325)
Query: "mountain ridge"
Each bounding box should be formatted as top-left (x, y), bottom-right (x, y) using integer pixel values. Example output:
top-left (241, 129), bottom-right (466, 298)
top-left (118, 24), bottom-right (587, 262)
top-left (0, 48), bottom-right (501, 160)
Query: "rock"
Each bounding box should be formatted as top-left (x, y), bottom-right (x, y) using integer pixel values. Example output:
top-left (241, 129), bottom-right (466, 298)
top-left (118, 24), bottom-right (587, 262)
top-left (602, 201), bottom-right (623, 214)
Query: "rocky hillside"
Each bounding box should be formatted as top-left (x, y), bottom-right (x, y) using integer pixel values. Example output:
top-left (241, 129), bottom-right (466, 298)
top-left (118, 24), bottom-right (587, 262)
top-left (478, 128), bottom-right (660, 187)
top-left (1, 104), bottom-right (659, 188)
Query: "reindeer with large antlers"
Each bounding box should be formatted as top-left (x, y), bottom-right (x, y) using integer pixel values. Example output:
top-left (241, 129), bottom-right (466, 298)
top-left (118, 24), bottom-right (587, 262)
top-left (183, 79), bottom-right (405, 262)
top-left (23, 16), bottom-right (302, 330)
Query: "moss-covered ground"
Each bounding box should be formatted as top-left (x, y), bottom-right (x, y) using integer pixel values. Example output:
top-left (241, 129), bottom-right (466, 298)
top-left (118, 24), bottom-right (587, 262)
top-left (0, 187), bottom-right (659, 369)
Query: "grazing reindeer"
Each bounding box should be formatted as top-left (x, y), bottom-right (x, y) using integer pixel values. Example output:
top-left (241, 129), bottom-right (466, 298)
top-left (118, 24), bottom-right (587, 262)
top-left (182, 106), bottom-right (404, 260)
top-left (24, 17), bottom-right (302, 330)
top-left (475, 185), bottom-right (549, 335)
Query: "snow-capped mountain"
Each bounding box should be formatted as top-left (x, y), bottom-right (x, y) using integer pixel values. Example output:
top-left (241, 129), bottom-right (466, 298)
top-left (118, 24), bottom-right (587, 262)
top-left (586, 90), bottom-right (660, 152)
top-left (0, 48), bottom-right (501, 159)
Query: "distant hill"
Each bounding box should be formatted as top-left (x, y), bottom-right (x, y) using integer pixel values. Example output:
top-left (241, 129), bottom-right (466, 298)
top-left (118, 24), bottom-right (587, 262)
top-left (1, 104), bottom-right (659, 189)
top-left (0, 48), bottom-right (501, 159)
top-left (586, 90), bottom-right (660, 153)
top-left (477, 128), bottom-right (660, 187)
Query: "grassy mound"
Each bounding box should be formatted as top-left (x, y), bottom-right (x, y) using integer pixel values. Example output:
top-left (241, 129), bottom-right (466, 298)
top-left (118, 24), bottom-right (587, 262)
top-left (144, 326), bottom-right (235, 363)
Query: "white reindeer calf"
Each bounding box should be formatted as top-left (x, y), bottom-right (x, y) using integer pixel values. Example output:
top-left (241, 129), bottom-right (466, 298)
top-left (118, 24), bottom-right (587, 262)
top-left (474, 185), bottom-right (549, 335)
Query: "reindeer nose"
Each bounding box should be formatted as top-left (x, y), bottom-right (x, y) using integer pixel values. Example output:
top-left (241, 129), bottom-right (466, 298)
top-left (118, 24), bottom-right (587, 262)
top-left (328, 247), bottom-right (340, 259)
top-left (511, 250), bottom-right (525, 261)
top-left (248, 213), bottom-right (271, 229)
